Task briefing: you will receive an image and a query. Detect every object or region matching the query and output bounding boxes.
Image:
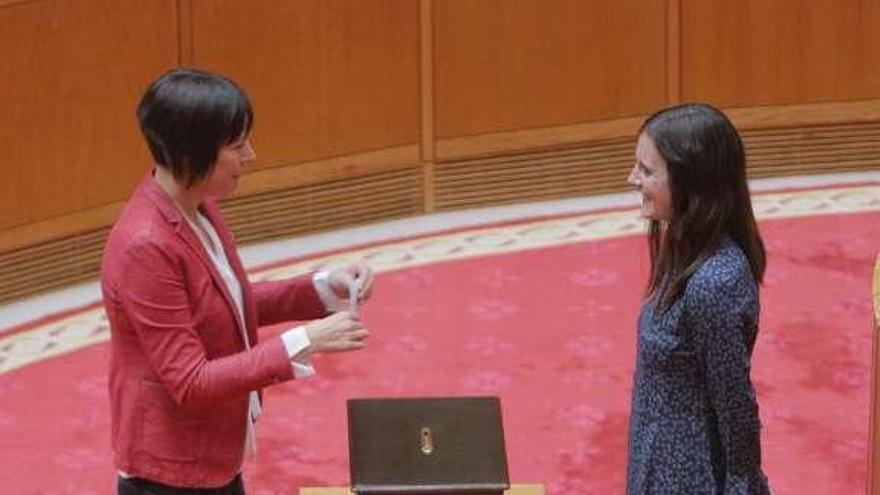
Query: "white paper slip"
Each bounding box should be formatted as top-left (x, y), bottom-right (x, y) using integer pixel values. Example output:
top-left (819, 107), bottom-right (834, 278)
top-left (348, 276), bottom-right (360, 317)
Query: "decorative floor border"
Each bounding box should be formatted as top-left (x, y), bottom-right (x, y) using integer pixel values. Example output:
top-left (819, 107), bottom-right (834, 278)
top-left (1, 184), bottom-right (877, 375)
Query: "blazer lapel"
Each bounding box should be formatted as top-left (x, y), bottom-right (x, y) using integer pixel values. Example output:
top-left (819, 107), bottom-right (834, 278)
top-left (143, 174), bottom-right (250, 349)
top-left (201, 201), bottom-right (259, 345)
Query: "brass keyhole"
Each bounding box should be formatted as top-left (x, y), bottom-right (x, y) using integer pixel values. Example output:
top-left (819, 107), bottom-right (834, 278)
top-left (420, 427), bottom-right (434, 455)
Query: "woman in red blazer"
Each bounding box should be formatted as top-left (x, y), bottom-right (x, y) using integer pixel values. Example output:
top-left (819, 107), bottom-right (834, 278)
top-left (102, 68), bottom-right (372, 495)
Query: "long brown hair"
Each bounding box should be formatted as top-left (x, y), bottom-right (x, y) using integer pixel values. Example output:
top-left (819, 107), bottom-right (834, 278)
top-left (641, 103), bottom-right (765, 313)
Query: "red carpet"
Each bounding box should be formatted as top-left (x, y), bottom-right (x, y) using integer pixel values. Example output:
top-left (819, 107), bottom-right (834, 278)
top-left (0, 205), bottom-right (878, 494)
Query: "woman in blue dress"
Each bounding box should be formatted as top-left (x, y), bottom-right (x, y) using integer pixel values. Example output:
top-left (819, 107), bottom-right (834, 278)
top-left (625, 103), bottom-right (772, 494)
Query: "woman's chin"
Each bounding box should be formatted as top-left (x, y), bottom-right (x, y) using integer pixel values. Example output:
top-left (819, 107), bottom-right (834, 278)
top-left (208, 188), bottom-right (237, 201)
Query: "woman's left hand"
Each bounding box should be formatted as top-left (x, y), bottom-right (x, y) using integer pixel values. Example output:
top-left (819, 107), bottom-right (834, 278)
top-left (328, 260), bottom-right (374, 303)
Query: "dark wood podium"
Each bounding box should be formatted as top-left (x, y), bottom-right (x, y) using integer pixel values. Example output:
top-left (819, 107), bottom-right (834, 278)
top-left (347, 397), bottom-right (511, 495)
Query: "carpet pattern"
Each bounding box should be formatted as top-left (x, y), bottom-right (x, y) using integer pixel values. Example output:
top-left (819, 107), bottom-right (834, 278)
top-left (0, 183), bottom-right (878, 494)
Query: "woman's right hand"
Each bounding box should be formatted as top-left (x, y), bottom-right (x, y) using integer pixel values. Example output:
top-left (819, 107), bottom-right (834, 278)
top-left (304, 311), bottom-right (369, 354)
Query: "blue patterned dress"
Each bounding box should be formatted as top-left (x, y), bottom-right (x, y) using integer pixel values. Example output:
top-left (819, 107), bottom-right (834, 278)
top-left (626, 239), bottom-right (771, 494)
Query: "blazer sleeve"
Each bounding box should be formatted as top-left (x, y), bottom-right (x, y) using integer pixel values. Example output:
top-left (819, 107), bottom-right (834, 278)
top-left (115, 240), bottom-right (296, 414)
top-left (687, 273), bottom-right (771, 495)
top-left (251, 275), bottom-right (329, 326)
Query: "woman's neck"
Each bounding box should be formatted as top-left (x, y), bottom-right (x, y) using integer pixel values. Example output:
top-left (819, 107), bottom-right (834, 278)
top-left (154, 166), bottom-right (203, 220)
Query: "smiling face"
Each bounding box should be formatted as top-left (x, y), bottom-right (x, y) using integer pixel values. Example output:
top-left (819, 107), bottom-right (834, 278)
top-left (628, 132), bottom-right (672, 221)
top-left (195, 135), bottom-right (257, 200)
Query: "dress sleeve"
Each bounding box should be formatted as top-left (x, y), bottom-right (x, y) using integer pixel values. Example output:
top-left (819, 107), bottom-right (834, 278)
top-left (687, 273), bottom-right (771, 495)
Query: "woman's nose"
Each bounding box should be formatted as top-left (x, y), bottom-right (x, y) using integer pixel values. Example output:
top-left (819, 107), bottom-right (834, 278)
top-left (242, 140), bottom-right (257, 162)
top-left (627, 166), bottom-right (639, 187)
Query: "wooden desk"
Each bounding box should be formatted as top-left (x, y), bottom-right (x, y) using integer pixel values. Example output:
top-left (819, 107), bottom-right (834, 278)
top-left (301, 484), bottom-right (545, 495)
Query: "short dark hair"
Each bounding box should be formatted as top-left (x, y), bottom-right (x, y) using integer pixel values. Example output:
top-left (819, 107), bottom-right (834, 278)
top-left (640, 102), bottom-right (765, 313)
top-left (137, 68), bottom-right (253, 187)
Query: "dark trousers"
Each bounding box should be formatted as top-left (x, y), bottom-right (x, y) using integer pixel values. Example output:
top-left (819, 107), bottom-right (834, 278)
top-left (117, 474), bottom-right (245, 495)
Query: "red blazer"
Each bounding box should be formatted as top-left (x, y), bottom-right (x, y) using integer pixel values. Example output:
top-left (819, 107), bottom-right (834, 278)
top-left (101, 173), bottom-right (327, 488)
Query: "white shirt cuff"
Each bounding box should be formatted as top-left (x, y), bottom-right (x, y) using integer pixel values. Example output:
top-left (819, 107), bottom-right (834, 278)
top-left (280, 326), bottom-right (316, 378)
top-left (313, 270), bottom-right (347, 312)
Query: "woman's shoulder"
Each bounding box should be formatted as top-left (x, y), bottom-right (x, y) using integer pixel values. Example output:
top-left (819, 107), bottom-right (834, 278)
top-left (686, 239), bottom-right (756, 301)
top-left (104, 191), bottom-right (183, 269)
top-left (109, 198), bottom-right (169, 244)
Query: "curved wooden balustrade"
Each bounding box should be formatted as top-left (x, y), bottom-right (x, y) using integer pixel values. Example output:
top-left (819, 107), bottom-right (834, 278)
top-left (0, 101), bottom-right (878, 304)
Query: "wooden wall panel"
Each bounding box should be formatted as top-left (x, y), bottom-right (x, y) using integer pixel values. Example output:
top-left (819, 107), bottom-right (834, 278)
top-left (0, 0), bottom-right (177, 230)
top-left (681, 0), bottom-right (880, 107)
top-left (433, 0), bottom-right (667, 139)
top-left (190, 0), bottom-right (421, 174)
